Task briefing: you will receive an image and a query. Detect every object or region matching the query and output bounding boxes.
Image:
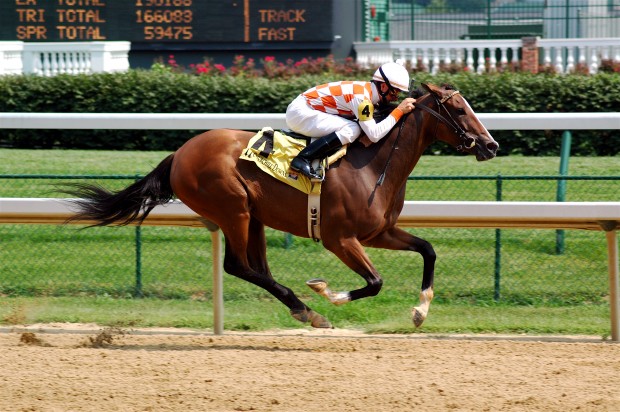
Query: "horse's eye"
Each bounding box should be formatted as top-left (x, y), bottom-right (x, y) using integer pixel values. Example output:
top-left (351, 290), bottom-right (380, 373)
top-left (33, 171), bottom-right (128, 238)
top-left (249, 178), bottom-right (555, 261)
top-left (456, 108), bottom-right (466, 116)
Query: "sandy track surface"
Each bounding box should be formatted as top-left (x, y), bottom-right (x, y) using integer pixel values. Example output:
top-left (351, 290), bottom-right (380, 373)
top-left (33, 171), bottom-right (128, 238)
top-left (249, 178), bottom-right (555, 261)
top-left (0, 325), bottom-right (618, 411)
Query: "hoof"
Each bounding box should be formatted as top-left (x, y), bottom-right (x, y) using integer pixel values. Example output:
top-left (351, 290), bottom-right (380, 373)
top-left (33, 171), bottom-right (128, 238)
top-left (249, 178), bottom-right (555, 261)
top-left (411, 307), bottom-right (426, 328)
top-left (306, 278), bottom-right (327, 294)
top-left (291, 309), bottom-right (309, 323)
top-left (290, 309), bottom-right (332, 329)
top-left (308, 310), bottom-right (333, 329)
top-left (307, 279), bottom-right (351, 306)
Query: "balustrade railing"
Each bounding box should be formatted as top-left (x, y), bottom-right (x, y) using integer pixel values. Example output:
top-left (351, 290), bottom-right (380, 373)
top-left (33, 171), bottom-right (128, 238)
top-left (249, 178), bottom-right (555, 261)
top-left (0, 41), bottom-right (130, 76)
top-left (0, 41), bottom-right (23, 75)
top-left (354, 37), bottom-right (620, 74)
top-left (539, 38), bottom-right (620, 74)
top-left (356, 39), bottom-right (521, 74)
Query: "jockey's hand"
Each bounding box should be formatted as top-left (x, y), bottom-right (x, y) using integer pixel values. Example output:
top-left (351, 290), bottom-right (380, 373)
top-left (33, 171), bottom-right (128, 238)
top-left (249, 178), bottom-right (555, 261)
top-left (398, 97), bottom-right (416, 114)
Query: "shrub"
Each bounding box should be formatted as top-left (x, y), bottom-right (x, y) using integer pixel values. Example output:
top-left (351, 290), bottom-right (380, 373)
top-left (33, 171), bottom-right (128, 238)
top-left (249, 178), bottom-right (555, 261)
top-left (0, 69), bottom-right (618, 155)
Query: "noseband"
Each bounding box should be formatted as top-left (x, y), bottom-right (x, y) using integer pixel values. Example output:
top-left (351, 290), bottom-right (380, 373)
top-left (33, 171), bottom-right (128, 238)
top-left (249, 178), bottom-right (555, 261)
top-left (414, 90), bottom-right (476, 151)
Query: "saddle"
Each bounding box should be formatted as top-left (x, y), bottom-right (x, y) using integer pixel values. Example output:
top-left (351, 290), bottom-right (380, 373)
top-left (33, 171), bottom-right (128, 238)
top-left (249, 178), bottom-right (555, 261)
top-left (240, 127), bottom-right (348, 242)
top-left (240, 127), bottom-right (347, 194)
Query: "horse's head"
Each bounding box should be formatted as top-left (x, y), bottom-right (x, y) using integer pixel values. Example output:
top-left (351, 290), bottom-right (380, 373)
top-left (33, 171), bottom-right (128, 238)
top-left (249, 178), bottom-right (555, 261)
top-left (416, 83), bottom-right (499, 161)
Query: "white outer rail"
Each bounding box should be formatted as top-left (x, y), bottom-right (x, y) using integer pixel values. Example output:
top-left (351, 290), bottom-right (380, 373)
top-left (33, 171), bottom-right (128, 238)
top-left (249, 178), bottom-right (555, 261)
top-left (2, 112), bottom-right (620, 130)
top-left (0, 198), bottom-right (618, 341)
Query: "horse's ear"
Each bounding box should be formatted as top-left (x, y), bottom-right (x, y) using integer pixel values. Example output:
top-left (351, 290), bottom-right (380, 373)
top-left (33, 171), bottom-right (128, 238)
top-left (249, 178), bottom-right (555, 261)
top-left (420, 82), bottom-right (440, 97)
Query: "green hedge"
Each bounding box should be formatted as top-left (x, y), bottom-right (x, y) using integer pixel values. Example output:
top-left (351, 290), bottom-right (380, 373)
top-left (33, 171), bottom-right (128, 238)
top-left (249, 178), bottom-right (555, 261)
top-left (0, 70), bottom-right (619, 155)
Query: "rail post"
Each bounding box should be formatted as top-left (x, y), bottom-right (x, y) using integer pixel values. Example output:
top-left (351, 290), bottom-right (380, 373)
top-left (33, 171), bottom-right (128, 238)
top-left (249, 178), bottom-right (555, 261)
top-left (556, 130), bottom-right (572, 254)
top-left (134, 174), bottom-right (144, 298)
top-left (210, 227), bottom-right (224, 335)
top-left (494, 174), bottom-right (503, 301)
top-left (601, 222), bottom-right (619, 341)
top-left (135, 225), bottom-right (143, 297)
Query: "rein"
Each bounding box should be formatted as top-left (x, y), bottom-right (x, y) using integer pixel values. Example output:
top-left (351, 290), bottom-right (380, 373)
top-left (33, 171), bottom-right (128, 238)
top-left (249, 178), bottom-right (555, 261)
top-left (374, 89), bottom-right (474, 188)
top-left (375, 117), bottom-right (406, 187)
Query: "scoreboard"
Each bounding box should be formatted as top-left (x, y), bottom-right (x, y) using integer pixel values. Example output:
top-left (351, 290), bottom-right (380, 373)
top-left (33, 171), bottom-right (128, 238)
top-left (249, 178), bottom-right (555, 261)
top-left (1, 0), bottom-right (333, 44)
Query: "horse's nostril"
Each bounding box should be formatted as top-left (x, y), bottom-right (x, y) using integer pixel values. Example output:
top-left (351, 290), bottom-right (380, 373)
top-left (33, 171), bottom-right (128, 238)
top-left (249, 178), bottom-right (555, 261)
top-left (487, 141), bottom-right (499, 152)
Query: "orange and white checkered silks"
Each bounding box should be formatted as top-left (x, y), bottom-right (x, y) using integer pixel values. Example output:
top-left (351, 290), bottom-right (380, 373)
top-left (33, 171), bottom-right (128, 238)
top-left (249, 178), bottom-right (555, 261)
top-left (285, 81), bottom-right (404, 144)
top-left (303, 81), bottom-right (372, 118)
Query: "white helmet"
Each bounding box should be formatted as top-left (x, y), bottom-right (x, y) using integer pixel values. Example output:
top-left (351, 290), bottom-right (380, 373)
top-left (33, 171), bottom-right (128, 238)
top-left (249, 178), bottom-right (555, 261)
top-left (372, 60), bottom-right (410, 92)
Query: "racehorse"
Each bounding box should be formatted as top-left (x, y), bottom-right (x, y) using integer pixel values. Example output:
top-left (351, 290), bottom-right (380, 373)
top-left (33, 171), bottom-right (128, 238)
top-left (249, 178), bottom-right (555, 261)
top-left (64, 82), bottom-right (499, 329)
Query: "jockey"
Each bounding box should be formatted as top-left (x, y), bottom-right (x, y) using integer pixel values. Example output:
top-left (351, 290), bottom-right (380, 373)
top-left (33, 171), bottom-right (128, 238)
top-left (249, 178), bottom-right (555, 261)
top-left (286, 60), bottom-right (416, 179)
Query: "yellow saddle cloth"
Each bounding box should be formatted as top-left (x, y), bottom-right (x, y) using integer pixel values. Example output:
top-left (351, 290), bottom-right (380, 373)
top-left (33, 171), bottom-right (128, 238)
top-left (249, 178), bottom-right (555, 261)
top-left (240, 127), bottom-right (346, 195)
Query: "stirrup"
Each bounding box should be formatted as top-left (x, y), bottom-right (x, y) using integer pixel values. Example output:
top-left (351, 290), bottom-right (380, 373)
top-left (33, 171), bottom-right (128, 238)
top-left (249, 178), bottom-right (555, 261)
top-left (298, 166), bottom-right (324, 181)
top-left (306, 162), bottom-right (325, 181)
top-left (307, 170), bottom-right (324, 181)
top-left (291, 157), bottom-right (322, 180)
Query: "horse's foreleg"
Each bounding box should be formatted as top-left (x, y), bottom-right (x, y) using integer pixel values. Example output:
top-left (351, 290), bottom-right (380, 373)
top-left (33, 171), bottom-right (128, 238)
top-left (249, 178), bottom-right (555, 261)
top-left (364, 227), bottom-right (436, 328)
top-left (313, 236), bottom-right (384, 305)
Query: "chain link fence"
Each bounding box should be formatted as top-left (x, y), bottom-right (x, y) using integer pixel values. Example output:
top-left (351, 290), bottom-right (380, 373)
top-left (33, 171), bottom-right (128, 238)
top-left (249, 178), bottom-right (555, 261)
top-left (1, 174), bottom-right (619, 305)
top-left (364, 0), bottom-right (620, 41)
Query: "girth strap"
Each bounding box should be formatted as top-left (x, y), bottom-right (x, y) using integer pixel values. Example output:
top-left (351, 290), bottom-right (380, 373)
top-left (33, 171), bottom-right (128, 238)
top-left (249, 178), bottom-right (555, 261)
top-left (307, 192), bottom-right (321, 242)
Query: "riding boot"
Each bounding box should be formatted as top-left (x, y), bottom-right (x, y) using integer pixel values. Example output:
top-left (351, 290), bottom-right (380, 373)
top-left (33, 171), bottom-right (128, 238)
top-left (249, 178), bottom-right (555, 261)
top-left (290, 132), bottom-right (342, 179)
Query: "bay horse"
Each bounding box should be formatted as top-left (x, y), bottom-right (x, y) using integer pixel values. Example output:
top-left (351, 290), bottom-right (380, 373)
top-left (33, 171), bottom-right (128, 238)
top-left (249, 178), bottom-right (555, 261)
top-left (64, 82), bottom-right (498, 329)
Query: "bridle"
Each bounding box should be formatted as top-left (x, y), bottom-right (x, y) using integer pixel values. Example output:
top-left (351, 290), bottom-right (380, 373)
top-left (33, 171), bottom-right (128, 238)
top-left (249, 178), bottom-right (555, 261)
top-left (414, 90), bottom-right (476, 152)
top-left (374, 88), bottom-right (475, 188)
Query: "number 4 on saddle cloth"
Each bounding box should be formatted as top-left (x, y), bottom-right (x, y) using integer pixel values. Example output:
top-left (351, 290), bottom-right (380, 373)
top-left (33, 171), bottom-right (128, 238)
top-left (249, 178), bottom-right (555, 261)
top-left (240, 127), bottom-right (347, 195)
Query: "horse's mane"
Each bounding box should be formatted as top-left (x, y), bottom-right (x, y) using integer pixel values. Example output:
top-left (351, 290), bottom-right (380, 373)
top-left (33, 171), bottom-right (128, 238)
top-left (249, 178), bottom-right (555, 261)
top-left (411, 83), bottom-right (456, 99)
top-left (373, 103), bottom-right (397, 122)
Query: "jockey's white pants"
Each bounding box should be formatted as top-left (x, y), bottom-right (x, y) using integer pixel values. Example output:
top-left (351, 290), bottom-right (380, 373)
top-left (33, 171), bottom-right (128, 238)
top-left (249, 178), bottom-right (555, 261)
top-left (285, 95), bottom-right (361, 144)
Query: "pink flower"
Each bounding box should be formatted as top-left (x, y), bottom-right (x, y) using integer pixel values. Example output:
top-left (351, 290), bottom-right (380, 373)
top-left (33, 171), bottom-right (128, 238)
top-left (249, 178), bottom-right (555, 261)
top-left (264, 56), bottom-right (276, 62)
top-left (214, 64), bottom-right (226, 72)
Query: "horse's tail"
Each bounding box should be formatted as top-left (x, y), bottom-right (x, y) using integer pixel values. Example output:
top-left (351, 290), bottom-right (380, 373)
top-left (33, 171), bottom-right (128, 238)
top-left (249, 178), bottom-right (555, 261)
top-left (63, 154), bottom-right (175, 227)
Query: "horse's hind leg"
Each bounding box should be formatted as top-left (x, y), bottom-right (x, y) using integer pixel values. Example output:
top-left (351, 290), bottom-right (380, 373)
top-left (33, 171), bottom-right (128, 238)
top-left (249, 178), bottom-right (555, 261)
top-left (223, 216), bottom-right (331, 328)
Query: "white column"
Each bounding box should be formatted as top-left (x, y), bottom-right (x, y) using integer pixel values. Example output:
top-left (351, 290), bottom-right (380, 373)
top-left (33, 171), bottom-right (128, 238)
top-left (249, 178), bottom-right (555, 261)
top-left (431, 49), bottom-right (440, 75)
top-left (566, 48), bottom-right (575, 73)
top-left (590, 47), bottom-right (599, 74)
top-left (554, 47), bottom-right (564, 74)
top-left (211, 230), bottom-right (224, 335)
top-left (476, 47), bottom-right (485, 74)
top-left (499, 47), bottom-right (508, 69)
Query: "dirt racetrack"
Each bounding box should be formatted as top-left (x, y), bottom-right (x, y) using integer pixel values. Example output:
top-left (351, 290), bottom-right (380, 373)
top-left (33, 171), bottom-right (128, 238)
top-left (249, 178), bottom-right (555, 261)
top-left (0, 325), bottom-right (619, 412)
